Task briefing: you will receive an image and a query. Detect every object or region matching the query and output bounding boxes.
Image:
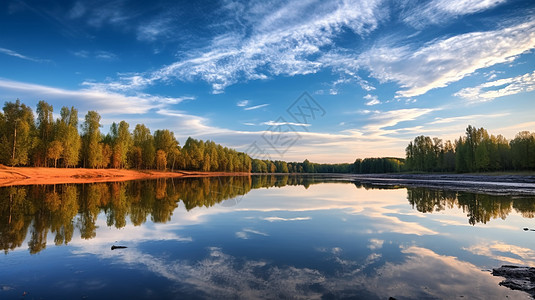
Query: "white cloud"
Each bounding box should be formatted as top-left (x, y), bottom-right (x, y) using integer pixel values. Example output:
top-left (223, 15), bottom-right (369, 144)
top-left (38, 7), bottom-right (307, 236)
top-left (464, 241), bottom-right (535, 266)
top-left (403, 0), bottom-right (507, 28)
top-left (244, 104), bottom-right (269, 110)
top-left (107, 0), bottom-right (384, 94)
top-left (367, 238), bottom-right (384, 250)
top-left (0, 47), bottom-right (47, 62)
top-left (137, 17), bottom-right (174, 42)
top-left (429, 113), bottom-right (509, 124)
top-left (263, 217), bottom-right (311, 222)
top-left (359, 19), bottom-right (535, 98)
top-left (0, 78), bottom-right (157, 115)
top-left (72, 50), bottom-right (118, 61)
top-left (95, 51), bottom-right (117, 61)
top-left (364, 94), bottom-right (381, 106)
top-left (455, 70), bottom-right (535, 102)
top-left (237, 100), bottom-right (249, 107)
top-left (365, 108), bottom-right (436, 132)
top-left (261, 120), bottom-right (311, 127)
top-left (235, 228), bottom-right (269, 239)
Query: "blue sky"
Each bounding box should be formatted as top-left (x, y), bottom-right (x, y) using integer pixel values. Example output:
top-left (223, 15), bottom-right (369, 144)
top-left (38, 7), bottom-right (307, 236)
top-left (0, 0), bottom-right (534, 163)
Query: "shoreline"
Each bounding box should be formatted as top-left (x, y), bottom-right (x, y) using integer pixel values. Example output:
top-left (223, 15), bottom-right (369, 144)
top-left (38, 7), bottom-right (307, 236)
top-left (2, 167), bottom-right (535, 195)
top-left (340, 173), bottom-right (535, 196)
top-left (0, 165), bottom-right (250, 187)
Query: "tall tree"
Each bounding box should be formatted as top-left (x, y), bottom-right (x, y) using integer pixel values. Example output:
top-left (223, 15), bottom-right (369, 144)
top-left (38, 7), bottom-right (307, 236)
top-left (0, 99), bottom-right (36, 166)
top-left (81, 111), bottom-right (103, 168)
top-left (58, 106), bottom-right (81, 167)
top-left (154, 129), bottom-right (179, 169)
top-left (35, 100), bottom-right (55, 166)
top-left (47, 140), bottom-right (63, 168)
top-left (510, 131), bottom-right (535, 170)
top-left (133, 124), bottom-right (155, 169)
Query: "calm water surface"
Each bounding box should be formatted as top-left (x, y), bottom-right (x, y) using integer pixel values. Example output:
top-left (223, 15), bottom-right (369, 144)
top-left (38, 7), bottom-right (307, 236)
top-left (1, 175), bottom-right (535, 299)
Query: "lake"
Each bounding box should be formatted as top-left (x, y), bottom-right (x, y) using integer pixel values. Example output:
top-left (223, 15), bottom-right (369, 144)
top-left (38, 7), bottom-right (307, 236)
top-left (1, 175), bottom-right (534, 299)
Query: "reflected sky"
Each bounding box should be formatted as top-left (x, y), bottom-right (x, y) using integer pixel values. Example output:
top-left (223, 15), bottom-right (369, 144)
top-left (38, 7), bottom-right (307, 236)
top-left (1, 177), bottom-right (534, 299)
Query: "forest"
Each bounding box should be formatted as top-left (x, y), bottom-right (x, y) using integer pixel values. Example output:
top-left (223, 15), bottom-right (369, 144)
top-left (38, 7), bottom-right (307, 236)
top-left (1, 99), bottom-right (534, 174)
top-left (0, 99), bottom-right (403, 174)
top-left (405, 125), bottom-right (535, 173)
top-left (0, 99), bottom-right (252, 172)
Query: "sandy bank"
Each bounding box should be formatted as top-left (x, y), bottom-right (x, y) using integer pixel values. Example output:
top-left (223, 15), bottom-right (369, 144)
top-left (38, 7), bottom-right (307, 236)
top-left (0, 165), bottom-right (249, 187)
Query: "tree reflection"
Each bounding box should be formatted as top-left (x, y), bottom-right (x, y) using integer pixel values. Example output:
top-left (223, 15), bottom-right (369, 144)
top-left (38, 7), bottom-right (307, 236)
top-left (407, 187), bottom-right (533, 225)
top-left (0, 175), bottom-right (308, 254)
top-left (3, 177), bottom-right (533, 254)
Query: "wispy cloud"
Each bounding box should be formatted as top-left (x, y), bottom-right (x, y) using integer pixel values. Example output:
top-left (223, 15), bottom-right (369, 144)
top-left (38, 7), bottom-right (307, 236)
top-left (359, 19), bottom-right (535, 98)
top-left (454, 70), bottom-right (535, 102)
top-left (72, 50), bottom-right (118, 61)
top-left (111, 0), bottom-right (384, 94)
top-left (364, 94), bottom-right (381, 106)
top-left (244, 104), bottom-right (269, 110)
top-left (0, 47), bottom-right (47, 62)
top-left (261, 120), bottom-right (311, 127)
top-left (68, 3), bottom-right (533, 99)
top-left (365, 108), bottom-right (436, 132)
top-left (263, 217), bottom-right (311, 222)
top-left (237, 100), bottom-right (249, 107)
top-left (429, 113), bottom-right (509, 125)
top-left (402, 0), bottom-right (507, 28)
top-left (0, 78), bottom-right (157, 115)
top-left (137, 17), bottom-right (174, 42)
top-left (235, 228), bottom-right (269, 239)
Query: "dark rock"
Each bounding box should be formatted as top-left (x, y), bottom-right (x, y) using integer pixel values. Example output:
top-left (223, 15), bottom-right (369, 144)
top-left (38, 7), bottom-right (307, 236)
top-left (492, 265), bottom-right (535, 297)
top-left (111, 245), bottom-right (127, 250)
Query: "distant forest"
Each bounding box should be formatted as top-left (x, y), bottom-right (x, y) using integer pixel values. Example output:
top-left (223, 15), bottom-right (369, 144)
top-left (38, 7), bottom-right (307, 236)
top-left (405, 125), bottom-right (535, 173)
top-left (0, 99), bottom-right (533, 173)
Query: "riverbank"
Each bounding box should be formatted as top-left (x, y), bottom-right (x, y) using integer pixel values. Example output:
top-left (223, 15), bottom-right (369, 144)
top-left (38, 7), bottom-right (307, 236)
top-left (0, 165), bottom-right (250, 187)
top-left (345, 173), bottom-right (535, 195)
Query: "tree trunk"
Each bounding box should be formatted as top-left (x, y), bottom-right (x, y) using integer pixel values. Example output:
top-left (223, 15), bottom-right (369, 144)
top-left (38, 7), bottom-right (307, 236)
top-left (12, 124), bottom-right (16, 166)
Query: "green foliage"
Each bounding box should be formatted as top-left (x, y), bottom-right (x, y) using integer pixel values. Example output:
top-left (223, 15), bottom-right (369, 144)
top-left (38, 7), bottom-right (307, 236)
top-left (406, 125), bottom-right (533, 173)
top-left (353, 157), bottom-right (404, 174)
top-left (82, 111), bottom-right (103, 168)
top-left (510, 131), bottom-right (535, 170)
top-left (47, 140), bottom-right (63, 168)
top-left (181, 138), bottom-right (251, 172)
top-left (133, 124), bottom-right (155, 169)
top-left (156, 150), bottom-right (167, 170)
top-left (58, 106), bottom-right (81, 167)
top-left (0, 99), bottom-right (36, 166)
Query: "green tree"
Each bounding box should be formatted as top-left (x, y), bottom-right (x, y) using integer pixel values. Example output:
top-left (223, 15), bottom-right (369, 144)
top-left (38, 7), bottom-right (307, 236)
top-left (58, 106), bottom-right (81, 167)
top-left (82, 111), bottom-right (103, 168)
top-left (156, 150), bottom-right (167, 170)
top-left (475, 143), bottom-right (490, 171)
top-left (35, 100), bottom-right (55, 166)
top-left (0, 99), bottom-right (36, 166)
top-left (47, 140), bottom-right (63, 168)
top-left (133, 124), bottom-right (155, 169)
top-left (116, 121), bottom-right (132, 168)
top-left (510, 131), bottom-right (535, 170)
top-left (154, 129), bottom-right (179, 169)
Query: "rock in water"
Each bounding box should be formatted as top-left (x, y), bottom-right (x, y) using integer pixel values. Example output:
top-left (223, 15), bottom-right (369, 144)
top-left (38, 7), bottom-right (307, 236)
top-left (492, 265), bottom-right (535, 297)
top-left (111, 245), bottom-right (127, 250)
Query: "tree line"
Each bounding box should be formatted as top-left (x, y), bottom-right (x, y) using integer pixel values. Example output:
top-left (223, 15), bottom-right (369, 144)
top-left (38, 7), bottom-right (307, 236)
top-left (0, 99), bottom-right (252, 172)
top-left (405, 125), bottom-right (535, 172)
top-left (0, 99), bottom-right (406, 174)
top-left (2, 100), bottom-right (533, 174)
top-left (0, 175), bottom-right (336, 254)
